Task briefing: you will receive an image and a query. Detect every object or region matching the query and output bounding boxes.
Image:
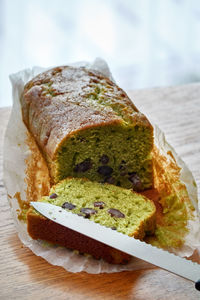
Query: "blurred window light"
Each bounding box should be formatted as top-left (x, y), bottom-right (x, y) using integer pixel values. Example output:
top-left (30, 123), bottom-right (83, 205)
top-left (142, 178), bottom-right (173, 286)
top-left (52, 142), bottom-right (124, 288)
top-left (0, 0), bottom-right (200, 106)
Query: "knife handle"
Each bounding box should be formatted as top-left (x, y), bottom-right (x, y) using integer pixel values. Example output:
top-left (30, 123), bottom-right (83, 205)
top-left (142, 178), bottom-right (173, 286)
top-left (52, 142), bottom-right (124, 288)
top-left (195, 280), bottom-right (200, 291)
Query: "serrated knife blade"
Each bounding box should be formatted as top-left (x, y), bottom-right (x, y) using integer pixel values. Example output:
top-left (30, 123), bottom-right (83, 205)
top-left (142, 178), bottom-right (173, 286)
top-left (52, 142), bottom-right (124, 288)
top-left (30, 202), bottom-right (200, 286)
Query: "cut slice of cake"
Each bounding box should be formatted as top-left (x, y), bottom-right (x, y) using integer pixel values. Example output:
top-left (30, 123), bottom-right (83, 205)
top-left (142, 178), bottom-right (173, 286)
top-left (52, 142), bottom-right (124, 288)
top-left (21, 66), bottom-right (153, 191)
top-left (27, 177), bottom-right (156, 264)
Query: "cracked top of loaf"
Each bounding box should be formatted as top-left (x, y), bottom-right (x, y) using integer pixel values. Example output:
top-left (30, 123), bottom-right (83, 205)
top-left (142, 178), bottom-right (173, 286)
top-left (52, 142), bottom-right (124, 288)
top-left (21, 66), bottom-right (152, 159)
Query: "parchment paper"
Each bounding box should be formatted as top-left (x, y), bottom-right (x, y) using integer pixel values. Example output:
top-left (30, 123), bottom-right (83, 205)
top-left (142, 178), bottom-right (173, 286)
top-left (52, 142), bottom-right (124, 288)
top-left (3, 58), bottom-right (200, 273)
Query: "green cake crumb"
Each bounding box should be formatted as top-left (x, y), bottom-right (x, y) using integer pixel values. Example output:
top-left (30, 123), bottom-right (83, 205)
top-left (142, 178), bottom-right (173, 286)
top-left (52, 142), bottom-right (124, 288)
top-left (36, 177), bottom-right (156, 238)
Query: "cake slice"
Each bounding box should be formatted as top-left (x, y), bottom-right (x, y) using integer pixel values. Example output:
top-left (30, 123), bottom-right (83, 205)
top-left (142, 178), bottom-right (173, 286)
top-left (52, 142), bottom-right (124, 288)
top-left (21, 66), bottom-right (153, 191)
top-left (27, 177), bottom-right (156, 264)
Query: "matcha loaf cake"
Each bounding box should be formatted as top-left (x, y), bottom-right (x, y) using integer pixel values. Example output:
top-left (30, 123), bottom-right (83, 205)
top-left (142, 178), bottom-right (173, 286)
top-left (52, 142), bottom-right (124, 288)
top-left (21, 66), bottom-right (153, 191)
top-left (27, 177), bottom-right (156, 264)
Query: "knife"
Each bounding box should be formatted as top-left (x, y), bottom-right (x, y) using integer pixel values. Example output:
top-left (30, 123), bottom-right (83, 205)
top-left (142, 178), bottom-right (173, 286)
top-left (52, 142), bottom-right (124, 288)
top-left (30, 202), bottom-right (200, 289)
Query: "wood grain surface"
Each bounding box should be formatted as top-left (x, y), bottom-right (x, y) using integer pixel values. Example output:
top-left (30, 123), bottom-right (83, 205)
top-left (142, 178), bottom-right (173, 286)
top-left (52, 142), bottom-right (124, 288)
top-left (1, 83), bottom-right (200, 300)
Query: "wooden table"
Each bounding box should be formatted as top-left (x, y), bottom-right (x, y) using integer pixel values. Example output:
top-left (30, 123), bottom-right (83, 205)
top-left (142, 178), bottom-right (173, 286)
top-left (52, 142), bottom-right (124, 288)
top-left (1, 83), bottom-right (200, 300)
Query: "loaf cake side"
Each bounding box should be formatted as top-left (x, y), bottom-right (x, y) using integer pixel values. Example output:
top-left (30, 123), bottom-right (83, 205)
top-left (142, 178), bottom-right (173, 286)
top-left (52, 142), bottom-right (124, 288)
top-left (21, 66), bottom-right (154, 190)
top-left (27, 177), bottom-right (156, 264)
top-left (27, 212), bottom-right (131, 264)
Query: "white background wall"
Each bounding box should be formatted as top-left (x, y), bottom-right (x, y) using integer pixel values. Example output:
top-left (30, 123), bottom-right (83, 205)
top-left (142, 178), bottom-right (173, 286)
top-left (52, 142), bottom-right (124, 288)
top-left (1, 0), bottom-right (200, 106)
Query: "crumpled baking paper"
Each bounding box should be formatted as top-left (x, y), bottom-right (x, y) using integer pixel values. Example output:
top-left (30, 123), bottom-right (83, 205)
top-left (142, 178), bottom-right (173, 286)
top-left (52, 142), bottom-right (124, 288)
top-left (3, 58), bottom-right (200, 273)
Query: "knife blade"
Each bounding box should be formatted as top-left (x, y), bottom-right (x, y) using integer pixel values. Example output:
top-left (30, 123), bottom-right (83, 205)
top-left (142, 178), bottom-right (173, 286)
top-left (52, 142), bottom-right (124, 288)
top-left (30, 201), bottom-right (200, 285)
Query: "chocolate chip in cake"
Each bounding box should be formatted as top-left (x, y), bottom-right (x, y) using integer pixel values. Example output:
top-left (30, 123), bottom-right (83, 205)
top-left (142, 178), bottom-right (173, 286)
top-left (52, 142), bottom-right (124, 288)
top-left (111, 226), bottom-right (117, 230)
top-left (99, 154), bottom-right (109, 165)
top-left (74, 158), bottom-right (92, 172)
top-left (94, 201), bottom-right (106, 209)
top-left (77, 213), bottom-right (83, 217)
top-left (128, 172), bottom-right (142, 191)
top-left (49, 193), bottom-right (58, 199)
top-left (108, 208), bottom-right (125, 218)
top-left (97, 166), bottom-right (113, 176)
top-left (80, 208), bottom-right (97, 218)
top-left (62, 202), bottom-right (76, 210)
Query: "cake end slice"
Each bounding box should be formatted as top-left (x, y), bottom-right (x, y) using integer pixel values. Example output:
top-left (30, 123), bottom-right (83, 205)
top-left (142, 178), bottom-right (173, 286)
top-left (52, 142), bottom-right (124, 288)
top-left (27, 177), bottom-right (156, 264)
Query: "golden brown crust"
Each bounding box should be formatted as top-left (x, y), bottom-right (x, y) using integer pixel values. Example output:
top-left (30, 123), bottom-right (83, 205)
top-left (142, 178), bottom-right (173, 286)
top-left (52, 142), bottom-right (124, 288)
top-left (27, 209), bottom-right (131, 264)
top-left (27, 202), bottom-right (155, 264)
top-left (21, 66), bottom-right (152, 159)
